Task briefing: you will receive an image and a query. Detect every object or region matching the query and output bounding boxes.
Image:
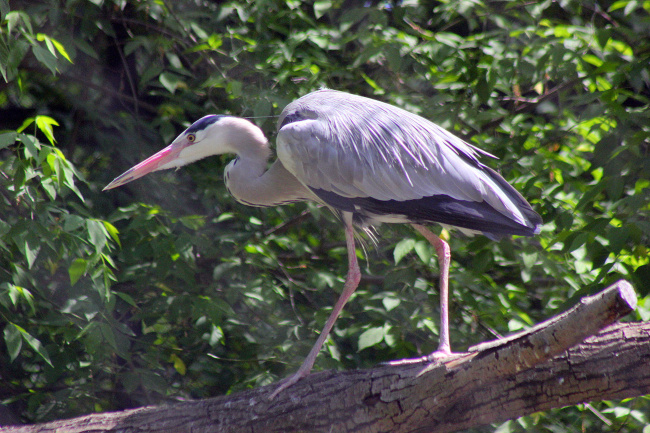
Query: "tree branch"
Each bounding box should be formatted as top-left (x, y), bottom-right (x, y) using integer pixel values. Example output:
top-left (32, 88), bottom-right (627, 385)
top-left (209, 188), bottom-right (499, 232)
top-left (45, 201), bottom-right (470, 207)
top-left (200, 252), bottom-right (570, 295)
top-left (6, 280), bottom-right (645, 433)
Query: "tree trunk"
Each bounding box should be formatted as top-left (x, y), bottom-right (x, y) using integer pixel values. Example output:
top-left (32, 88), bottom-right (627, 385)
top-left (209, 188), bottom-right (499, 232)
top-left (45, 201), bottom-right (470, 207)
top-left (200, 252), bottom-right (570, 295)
top-left (5, 280), bottom-right (647, 433)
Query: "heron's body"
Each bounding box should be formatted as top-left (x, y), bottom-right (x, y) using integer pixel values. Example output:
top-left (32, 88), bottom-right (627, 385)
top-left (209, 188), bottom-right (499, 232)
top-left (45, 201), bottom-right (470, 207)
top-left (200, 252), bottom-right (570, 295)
top-left (218, 91), bottom-right (540, 238)
top-left (105, 89), bottom-right (542, 398)
top-left (276, 91), bottom-right (540, 235)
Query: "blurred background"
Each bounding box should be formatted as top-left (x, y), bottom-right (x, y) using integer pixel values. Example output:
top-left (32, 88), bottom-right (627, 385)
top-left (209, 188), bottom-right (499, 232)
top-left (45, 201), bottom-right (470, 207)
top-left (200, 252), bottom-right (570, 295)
top-left (0, 0), bottom-right (649, 430)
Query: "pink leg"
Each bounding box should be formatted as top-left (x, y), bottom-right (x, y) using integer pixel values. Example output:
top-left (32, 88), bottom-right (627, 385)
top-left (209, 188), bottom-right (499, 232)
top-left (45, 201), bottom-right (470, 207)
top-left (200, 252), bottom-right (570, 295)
top-left (270, 223), bottom-right (361, 399)
top-left (411, 224), bottom-right (452, 357)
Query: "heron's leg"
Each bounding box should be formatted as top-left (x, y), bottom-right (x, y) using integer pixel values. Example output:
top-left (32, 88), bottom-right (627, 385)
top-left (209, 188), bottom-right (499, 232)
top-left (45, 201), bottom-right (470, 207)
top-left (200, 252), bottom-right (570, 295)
top-left (270, 223), bottom-right (360, 399)
top-left (411, 224), bottom-right (452, 357)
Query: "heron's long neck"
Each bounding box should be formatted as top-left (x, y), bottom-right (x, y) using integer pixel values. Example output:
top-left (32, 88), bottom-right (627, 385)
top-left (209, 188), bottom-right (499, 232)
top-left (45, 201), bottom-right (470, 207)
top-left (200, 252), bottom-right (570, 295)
top-left (223, 128), bottom-right (313, 207)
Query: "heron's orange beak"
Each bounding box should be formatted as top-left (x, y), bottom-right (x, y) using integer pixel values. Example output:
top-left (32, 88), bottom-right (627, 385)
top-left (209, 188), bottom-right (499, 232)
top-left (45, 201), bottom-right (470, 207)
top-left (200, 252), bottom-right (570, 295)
top-left (103, 141), bottom-right (189, 190)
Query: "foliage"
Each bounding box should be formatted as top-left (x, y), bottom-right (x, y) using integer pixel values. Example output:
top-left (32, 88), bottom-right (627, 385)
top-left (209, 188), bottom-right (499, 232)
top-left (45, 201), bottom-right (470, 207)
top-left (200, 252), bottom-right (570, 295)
top-left (0, 0), bottom-right (649, 429)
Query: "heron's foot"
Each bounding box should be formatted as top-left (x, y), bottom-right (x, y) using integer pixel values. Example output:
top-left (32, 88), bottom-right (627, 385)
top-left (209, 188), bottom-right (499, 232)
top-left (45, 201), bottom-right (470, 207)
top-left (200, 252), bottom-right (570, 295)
top-left (426, 346), bottom-right (453, 361)
top-left (268, 368), bottom-right (310, 400)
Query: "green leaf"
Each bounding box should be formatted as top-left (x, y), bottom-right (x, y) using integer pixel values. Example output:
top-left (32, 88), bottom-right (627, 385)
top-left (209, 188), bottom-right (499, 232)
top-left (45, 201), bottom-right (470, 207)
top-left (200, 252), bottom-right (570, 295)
top-left (74, 38), bottom-right (99, 59)
top-left (159, 72), bottom-right (185, 94)
top-left (179, 215), bottom-right (206, 230)
top-left (115, 291), bottom-right (138, 308)
top-left (12, 324), bottom-right (53, 367)
top-left (36, 33), bottom-right (73, 63)
top-left (633, 265), bottom-right (650, 296)
top-left (4, 284), bottom-right (36, 313)
top-left (170, 353), bottom-right (187, 375)
top-left (435, 32), bottom-right (463, 47)
top-left (582, 54), bottom-right (603, 67)
top-left (205, 325), bottom-right (224, 346)
top-left (361, 72), bottom-right (385, 94)
top-left (189, 22), bottom-right (208, 40)
top-left (0, 61), bottom-right (6, 83)
top-left (35, 115), bottom-right (59, 145)
top-left (607, 226), bottom-right (630, 254)
top-left (576, 180), bottom-right (606, 210)
top-left (414, 240), bottom-right (432, 264)
top-left (63, 214), bottom-right (85, 231)
top-left (382, 296), bottom-right (401, 312)
top-left (18, 133), bottom-right (41, 159)
top-left (226, 80), bottom-right (242, 98)
top-left (99, 322), bottom-right (118, 352)
top-left (16, 117), bottom-right (34, 133)
top-left (52, 148), bottom-right (85, 200)
top-left (102, 220), bottom-right (121, 247)
top-left (68, 258), bottom-right (87, 285)
top-left (86, 219), bottom-right (107, 253)
top-left (5, 11), bottom-right (32, 36)
top-left (4, 324), bottom-right (22, 361)
top-left (608, 1), bottom-right (628, 12)
top-left (476, 73), bottom-right (493, 103)
top-left (358, 326), bottom-right (385, 351)
top-left (313, 0), bottom-right (331, 19)
top-left (138, 371), bottom-right (168, 394)
top-left (23, 237), bottom-right (40, 269)
top-left (253, 98), bottom-right (272, 118)
top-left (0, 131), bottom-right (17, 149)
top-left (394, 238), bottom-right (416, 264)
top-left (41, 147), bottom-right (55, 175)
top-left (31, 44), bottom-right (59, 74)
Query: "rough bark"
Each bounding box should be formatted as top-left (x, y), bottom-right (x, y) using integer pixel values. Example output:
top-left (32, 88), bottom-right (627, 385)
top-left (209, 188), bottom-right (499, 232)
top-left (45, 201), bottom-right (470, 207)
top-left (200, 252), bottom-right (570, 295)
top-left (5, 280), bottom-right (647, 433)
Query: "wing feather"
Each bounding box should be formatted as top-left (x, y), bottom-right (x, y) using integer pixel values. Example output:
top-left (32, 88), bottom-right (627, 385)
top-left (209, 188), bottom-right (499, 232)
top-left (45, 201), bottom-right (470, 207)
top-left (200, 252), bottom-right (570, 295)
top-left (276, 90), bottom-right (539, 231)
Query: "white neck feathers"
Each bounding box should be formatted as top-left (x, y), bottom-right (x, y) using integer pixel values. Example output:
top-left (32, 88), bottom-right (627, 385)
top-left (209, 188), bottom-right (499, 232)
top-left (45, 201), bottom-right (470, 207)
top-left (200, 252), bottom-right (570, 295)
top-left (220, 118), bottom-right (314, 207)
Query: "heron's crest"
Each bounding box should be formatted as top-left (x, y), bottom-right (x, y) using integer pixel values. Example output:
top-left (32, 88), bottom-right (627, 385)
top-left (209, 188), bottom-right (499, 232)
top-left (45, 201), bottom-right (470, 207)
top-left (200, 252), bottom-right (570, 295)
top-left (185, 115), bottom-right (229, 134)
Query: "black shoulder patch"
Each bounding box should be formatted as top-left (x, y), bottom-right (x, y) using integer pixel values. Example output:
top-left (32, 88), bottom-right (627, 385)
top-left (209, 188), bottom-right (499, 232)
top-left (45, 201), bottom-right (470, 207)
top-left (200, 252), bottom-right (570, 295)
top-left (279, 112), bottom-right (305, 129)
top-left (186, 115), bottom-right (227, 134)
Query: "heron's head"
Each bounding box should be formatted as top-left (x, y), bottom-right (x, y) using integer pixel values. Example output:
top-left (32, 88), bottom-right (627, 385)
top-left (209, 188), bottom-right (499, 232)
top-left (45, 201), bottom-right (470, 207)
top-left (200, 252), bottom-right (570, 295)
top-left (103, 115), bottom-right (266, 190)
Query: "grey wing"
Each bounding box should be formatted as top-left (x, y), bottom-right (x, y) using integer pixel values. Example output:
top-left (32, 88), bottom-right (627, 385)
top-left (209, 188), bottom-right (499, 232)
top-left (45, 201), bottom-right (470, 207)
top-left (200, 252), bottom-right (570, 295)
top-left (276, 90), bottom-right (540, 233)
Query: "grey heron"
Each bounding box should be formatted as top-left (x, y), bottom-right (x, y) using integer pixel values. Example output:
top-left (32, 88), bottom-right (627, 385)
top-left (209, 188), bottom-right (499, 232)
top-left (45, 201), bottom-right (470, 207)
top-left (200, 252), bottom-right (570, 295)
top-left (104, 89), bottom-right (542, 397)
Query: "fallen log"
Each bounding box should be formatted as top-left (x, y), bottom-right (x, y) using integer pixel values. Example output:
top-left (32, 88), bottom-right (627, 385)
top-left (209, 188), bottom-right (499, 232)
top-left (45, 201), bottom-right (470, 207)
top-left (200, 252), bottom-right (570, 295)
top-left (6, 280), bottom-right (644, 433)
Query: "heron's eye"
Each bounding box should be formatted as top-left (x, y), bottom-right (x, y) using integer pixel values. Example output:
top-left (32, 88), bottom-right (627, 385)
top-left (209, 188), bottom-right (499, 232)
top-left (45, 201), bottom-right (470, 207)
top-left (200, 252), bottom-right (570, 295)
top-left (187, 133), bottom-right (196, 143)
